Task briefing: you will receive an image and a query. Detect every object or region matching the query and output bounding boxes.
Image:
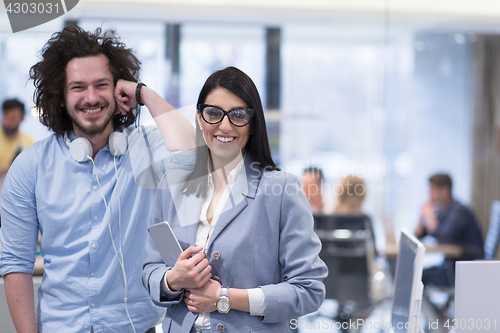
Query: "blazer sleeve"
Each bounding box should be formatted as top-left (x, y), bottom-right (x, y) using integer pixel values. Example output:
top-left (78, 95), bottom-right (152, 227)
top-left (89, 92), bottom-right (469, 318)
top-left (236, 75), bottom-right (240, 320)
top-left (142, 184), bottom-right (184, 307)
top-left (143, 149), bottom-right (201, 308)
top-left (260, 174), bottom-right (328, 323)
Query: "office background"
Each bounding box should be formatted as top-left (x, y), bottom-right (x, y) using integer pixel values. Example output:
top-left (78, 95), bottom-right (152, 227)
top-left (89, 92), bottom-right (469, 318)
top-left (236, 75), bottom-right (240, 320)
top-left (1, 0), bottom-right (500, 249)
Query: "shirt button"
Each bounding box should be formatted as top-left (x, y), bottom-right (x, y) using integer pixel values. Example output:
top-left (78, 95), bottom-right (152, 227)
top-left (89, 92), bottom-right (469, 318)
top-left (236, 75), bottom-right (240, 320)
top-left (211, 251), bottom-right (221, 260)
top-left (216, 323), bottom-right (226, 332)
top-left (93, 185), bottom-right (97, 190)
top-left (94, 216), bottom-right (98, 220)
top-left (90, 272), bottom-right (95, 277)
top-left (91, 244), bottom-right (97, 249)
top-left (91, 303), bottom-right (95, 307)
top-left (213, 276), bottom-right (221, 284)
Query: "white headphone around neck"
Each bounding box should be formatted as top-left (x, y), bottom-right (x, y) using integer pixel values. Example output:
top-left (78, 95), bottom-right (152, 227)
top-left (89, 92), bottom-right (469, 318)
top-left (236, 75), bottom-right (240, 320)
top-left (64, 130), bottom-right (128, 162)
top-left (63, 128), bottom-right (134, 330)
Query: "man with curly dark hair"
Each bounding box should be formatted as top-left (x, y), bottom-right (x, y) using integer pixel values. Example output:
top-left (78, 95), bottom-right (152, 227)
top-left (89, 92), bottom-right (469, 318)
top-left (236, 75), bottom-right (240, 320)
top-left (0, 25), bottom-right (166, 333)
top-left (30, 25), bottom-right (140, 135)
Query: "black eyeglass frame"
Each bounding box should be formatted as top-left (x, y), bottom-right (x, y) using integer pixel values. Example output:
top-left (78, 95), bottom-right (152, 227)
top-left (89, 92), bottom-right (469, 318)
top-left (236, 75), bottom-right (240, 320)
top-left (198, 104), bottom-right (255, 127)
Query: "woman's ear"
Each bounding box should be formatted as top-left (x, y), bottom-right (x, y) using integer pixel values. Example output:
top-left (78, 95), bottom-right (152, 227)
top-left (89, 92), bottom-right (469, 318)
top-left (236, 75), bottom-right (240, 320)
top-left (196, 111), bottom-right (203, 128)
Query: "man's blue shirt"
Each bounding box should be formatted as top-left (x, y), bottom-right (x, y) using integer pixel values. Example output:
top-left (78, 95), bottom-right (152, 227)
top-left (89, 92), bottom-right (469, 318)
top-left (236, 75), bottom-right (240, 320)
top-left (433, 200), bottom-right (484, 259)
top-left (1, 126), bottom-right (166, 333)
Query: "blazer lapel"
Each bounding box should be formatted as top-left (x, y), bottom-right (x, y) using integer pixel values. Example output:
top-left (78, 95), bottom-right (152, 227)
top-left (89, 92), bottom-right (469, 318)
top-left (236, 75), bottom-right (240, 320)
top-left (174, 192), bottom-right (202, 247)
top-left (207, 153), bottom-right (261, 248)
top-left (167, 168), bottom-right (204, 228)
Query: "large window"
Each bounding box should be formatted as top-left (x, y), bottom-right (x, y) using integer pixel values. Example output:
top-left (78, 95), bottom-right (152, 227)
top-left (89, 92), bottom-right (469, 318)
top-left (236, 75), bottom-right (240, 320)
top-left (0, 16), bottom-right (66, 140)
top-left (0, 16), bottom-right (478, 243)
top-left (281, 23), bottom-right (472, 244)
top-left (179, 23), bottom-right (266, 108)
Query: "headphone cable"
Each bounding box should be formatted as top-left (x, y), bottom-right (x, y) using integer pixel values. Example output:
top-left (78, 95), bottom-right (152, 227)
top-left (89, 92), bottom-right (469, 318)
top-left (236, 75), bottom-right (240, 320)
top-left (89, 152), bottom-right (137, 333)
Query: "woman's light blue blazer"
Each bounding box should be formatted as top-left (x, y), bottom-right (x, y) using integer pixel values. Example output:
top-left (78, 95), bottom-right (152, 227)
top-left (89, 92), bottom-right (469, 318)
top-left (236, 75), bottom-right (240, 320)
top-left (142, 150), bottom-right (328, 333)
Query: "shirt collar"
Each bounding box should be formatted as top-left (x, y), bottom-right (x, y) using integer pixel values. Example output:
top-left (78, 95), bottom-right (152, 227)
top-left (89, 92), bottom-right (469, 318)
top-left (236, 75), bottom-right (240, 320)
top-left (64, 130), bottom-right (112, 154)
top-left (206, 155), bottom-right (245, 188)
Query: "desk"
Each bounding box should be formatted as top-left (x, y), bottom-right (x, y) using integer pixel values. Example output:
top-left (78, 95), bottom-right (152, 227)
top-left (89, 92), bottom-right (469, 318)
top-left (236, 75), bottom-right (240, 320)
top-left (384, 242), bottom-right (463, 259)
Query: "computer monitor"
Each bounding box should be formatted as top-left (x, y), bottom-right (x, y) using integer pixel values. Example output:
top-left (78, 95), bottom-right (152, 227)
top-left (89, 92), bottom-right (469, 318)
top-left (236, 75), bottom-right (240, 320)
top-left (455, 261), bottom-right (500, 332)
top-left (391, 231), bottom-right (426, 333)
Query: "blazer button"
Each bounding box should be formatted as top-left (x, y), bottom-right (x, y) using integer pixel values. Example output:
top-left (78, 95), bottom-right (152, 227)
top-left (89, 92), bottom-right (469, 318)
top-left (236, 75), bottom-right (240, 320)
top-left (211, 250), bottom-right (221, 260)
top-left (216, 323), bottom-right (226, 332)
top-left (213, 276), bottom-right (221, 284)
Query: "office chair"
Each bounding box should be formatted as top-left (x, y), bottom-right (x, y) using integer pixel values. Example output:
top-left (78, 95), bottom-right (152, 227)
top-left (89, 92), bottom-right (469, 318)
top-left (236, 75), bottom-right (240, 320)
top-left (314, 214), bottom-right (377, 332)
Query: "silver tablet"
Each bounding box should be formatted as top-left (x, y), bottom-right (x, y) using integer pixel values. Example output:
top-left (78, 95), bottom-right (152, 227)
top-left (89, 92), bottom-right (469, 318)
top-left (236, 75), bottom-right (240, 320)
top-left (147, 221), bottom-right (183, 266)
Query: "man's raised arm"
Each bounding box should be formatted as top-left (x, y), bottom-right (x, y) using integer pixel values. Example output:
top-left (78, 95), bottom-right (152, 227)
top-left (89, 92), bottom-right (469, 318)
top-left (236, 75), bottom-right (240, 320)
top-left (114, 79), bottom-right (196, 152)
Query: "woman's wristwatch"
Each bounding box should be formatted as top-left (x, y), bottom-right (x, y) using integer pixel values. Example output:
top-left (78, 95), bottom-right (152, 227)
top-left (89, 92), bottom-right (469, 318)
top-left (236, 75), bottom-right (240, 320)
top-left (216, 286), bottom-right (231, 313)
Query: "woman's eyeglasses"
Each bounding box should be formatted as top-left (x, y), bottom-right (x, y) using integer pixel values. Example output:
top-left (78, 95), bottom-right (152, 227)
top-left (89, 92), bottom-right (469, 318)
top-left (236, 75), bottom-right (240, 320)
top-left (198, 104), bottom-right (255, 127)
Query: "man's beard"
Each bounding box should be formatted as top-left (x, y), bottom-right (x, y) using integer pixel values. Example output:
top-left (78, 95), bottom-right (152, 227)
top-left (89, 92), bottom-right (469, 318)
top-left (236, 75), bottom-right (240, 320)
top-left (2, 125), bottom-right (18, 137)
top-left (67, 106), bottom-right (116, 137)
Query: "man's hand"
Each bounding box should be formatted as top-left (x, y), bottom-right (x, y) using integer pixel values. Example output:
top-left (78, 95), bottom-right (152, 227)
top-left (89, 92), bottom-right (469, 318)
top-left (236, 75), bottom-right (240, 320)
top-left (421, 201), bottom-right (439, 233)
top-left (114, 79), bottom-right (141, 116)
top-left (421, 201), bottom-right (435, 222)
top-left (166, 246), bottom-right (212, 291)
top-left (183, 278), bottom-right (221, 313)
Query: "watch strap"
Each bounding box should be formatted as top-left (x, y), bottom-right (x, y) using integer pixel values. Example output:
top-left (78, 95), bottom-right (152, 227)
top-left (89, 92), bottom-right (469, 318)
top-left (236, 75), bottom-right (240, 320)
top-left (216, 286), bottom-right (231, 313)
top-left (220, 286), bottom-right (229, 298)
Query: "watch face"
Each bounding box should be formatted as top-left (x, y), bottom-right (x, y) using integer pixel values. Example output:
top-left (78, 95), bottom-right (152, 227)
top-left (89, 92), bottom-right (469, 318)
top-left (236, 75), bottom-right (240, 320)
top-left (217, 298), bottom-right (230, 313)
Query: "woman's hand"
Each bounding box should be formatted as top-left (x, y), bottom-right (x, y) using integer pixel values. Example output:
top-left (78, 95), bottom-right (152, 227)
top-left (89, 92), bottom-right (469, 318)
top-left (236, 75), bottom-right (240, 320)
top-left (114, 79), bottom-right (141, 115)
top-left (166, 246), bottom-right (212, 291)
top-left (183, 278), bottom-right (221, 313)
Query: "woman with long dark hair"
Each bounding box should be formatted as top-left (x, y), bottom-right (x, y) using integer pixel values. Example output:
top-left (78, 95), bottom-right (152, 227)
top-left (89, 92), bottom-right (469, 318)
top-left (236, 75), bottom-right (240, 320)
top-left (116, 66), bottom-right (327, 333)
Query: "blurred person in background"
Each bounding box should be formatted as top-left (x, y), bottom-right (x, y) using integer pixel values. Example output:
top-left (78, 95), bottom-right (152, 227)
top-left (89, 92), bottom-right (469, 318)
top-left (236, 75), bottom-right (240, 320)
top-left (333, 174), bottom-right (378, 250)
top-left (0, 98), bottom-right (35, 224)
top-left (333, 175), bottom-right (366, 214)
top-left (415, 173), bottom-right (483, 286)
top-left (415, 173), bottom-right (483, 259)
top-left (0, 98), bottom-right (35, 178)
top-left (301, 166), bottom-right (324, 215)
